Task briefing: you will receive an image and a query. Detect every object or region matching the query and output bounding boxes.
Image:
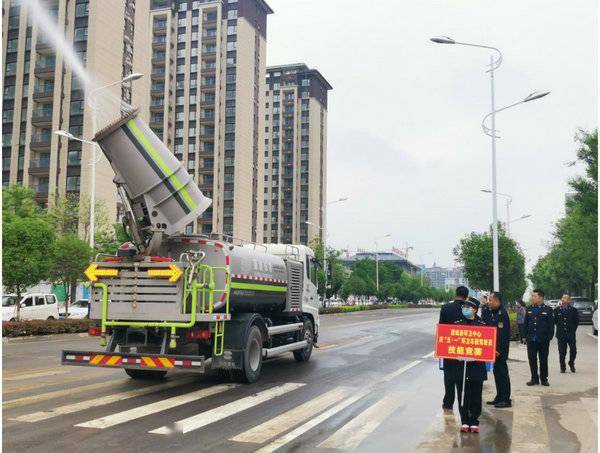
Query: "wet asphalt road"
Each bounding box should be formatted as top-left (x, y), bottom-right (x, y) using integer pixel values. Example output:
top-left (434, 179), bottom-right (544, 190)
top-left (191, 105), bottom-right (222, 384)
top-left (2, 308), bottom-right (598, 452)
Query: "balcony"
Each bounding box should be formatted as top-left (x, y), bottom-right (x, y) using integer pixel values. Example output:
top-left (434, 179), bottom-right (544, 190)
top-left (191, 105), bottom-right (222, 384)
top-left (153, 22), bottom-right (168, 34)
top-left (31, 109), bottom-right (53, 126)
top-left (33, 85), bottom-right (55, 102)
top-left (30, 133), bottom-right (52, 150)
top-left (33, 184), bottom-right (49, 201)
top-left (36, 40), bottom-right (54, 54)
top-left (152, 37), bottom-right (167, 50)
top-left (149, 118), bottom-right (164, 128)
top-left (34, 63), bottom-right (56, 78)
top-left (151, 69), bottom-right (166, 80)
top-left (28, 158), bottom-right (51, 175)
top-left (149, 100), bottom-right (164, 112)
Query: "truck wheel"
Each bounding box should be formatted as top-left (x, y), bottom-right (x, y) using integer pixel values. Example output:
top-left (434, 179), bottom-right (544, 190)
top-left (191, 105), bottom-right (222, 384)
top-left (293, 319), bottom-right (314, 362)
top-left (234, 325), bottom-right (263, 384)
top-left (125, 369), bottom-right (168, 380)
top-left (47, 316), bottom-right (55, 320)
top-left (593, 327), bottom-right (598, 336)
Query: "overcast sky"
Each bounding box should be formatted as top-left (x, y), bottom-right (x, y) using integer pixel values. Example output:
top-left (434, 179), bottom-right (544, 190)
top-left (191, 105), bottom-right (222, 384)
top-left (266, 0), bottom-right (597, 271)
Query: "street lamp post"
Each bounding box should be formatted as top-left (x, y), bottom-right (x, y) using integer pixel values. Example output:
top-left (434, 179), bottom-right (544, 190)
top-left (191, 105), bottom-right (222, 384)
top-left (430, 35), bottom-right (550, 291)
top-left (374, 234), bottom-right (391, 292)
top-left (320, 197), bottom-right (348, 302)
top-left (481, 189), bottom-right (511, 235)
top-left (85, 73), bottom-right (143, 249)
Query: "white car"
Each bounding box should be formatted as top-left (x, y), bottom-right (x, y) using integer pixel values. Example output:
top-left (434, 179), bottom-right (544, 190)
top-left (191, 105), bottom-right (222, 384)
top-left (592, 308), bottom-right (598, 336)
top-left (61, 299), bottom-right (90, 319)
top-left (2, 293), bottom-right (60, 321)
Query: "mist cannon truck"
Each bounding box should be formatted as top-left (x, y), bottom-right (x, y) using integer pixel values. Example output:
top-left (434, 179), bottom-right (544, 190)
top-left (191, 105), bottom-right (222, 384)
top-left (61, 110), bottom-right (319, 383)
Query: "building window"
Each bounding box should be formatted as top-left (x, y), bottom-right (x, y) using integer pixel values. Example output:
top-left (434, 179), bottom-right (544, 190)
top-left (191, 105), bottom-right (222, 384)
top-left (66, 176), bottom-right (80, 191)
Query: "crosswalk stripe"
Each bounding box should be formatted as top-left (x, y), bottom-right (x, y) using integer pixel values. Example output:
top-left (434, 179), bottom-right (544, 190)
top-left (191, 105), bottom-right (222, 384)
top-left (255, 388), bottom-right (371, 453)
top-left (3, 365), bottom-right (64, 379)
top-left (379, 360), bottom-right (421, 382)
top-left (3, 380), bottom-right (118, 409)
top-left (230, 386), bottom-right (352, 444)
top-left (150, 382), bottom-right (305, 435)
top-left (76, 383), bottom-right (237, 429)
top-left (10, 377), bottom-right (196, 422)
top-left (3, 369), bottom-right (69, 381)
top-left (317, 392), bottom-right (404, 450)
top-left (3, 370), bottom-right (111, 395)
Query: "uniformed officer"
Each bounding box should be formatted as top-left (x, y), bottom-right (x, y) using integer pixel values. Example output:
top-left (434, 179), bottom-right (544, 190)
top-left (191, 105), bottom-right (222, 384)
top-left (451, 297), bottom-right (487, 433)
top-left (482, 291), bottom-right (511, 407)
top-left (524, 288), bottom-right (555, 386)
top-left (554, 293), bottom-right (579, 373)
top-left (439, 285), bottom-right (470, 410)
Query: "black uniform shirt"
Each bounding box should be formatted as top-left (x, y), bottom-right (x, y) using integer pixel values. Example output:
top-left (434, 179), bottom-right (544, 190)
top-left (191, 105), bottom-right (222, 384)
top-left (451, 316), bottom-right (488, 382)
top-left (481, 305), bottom-right (511, 357)
top-left (524, 303), bottom-right (555, 342)
top-left (554, 304), bottom-right (579, 339)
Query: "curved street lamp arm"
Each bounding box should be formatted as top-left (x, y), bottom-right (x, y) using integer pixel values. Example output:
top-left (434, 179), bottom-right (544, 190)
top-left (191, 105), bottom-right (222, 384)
top-left (481, 100), bottom-right (525, 136)
top-left (454, 41), bottom-right (503, 70)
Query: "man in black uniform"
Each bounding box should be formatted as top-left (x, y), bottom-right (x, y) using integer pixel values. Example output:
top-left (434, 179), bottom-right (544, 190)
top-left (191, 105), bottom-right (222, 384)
top-left (554, 293), bottom-right (579, 373)
top-left (482, 291), bottom-right (511, 407)
top-left (524, 289), bottom-right (555, 386)
top-left (439, 285), bottom-right (469, 410)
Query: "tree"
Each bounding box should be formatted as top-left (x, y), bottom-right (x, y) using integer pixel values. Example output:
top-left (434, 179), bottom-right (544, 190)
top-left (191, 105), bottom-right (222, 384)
top-left (2, 185), bottom-right (42, 222)
top-left (49, 234), bottom-right (92, 315)
top-left (309, 238), bottom-right (348, 299)
top-left (3, 217), bottom-right (55, 319)
top-left (530, 129), bottom-right (598, 299)
top-left (454, 226), bottom-right (527, 303)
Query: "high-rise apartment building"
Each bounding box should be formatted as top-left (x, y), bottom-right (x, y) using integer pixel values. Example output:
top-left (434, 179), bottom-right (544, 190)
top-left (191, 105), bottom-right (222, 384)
top-left (143, 0), bottom-right (272, 242)
top-left (2, 0), bottom-right (151, 222)
top-left (263, 63), bottom-right (331, 245)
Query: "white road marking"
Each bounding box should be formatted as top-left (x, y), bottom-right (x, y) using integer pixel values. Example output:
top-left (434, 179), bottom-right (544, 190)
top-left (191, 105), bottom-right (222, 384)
top-left (230, 386), bottom-right (352, 444)
top-left (587, 333), bottom-right (598, 340)
top-left (255, 389), bottom-right (371, 453)
top-left (328, 313), bottom-right (430, 329)
top-left (380, 360), bottom-right (422, 382)
top-left (315, 343), bottom-right (338, 351)
top-left (76, 384), bottom-right (237, 429)
top-left (10, 377), bottom-right (196, 422)
top-left (422, 351), bottom-right (435, 358)
top-left (3, 380), bottom-right (118, 409)
top-left (317, 392), bottom-right (404, 450)
top-left (150, 383), bottom-right (305, 435)
top-left (3, 369), bottom-right (69, 381)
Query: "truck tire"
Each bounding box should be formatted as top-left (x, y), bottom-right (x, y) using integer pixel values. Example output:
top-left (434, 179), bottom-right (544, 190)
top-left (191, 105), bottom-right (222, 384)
top-left (125, 369), bottom-right (168, 380)
top-left (293, 319), bottom-right (314, 362)
top-left (234, 325), bottom-right (263, 384)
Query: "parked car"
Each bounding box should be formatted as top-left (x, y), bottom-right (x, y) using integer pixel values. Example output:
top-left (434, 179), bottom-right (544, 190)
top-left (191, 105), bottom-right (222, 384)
top-left (570, 297), bottom-right (596, 324)
top-left (60, 299), bottom-right (90, 319)
top-left (2, 293), bottom-right (59, 321)
top-left (546, 299), bottom-right (560, 309)
top-left (592, 308), bottom-right (598, 336)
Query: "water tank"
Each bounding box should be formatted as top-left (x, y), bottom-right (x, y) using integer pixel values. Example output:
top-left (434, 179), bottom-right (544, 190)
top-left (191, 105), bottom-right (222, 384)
top-left (93, 110), bottom-right (211, 236)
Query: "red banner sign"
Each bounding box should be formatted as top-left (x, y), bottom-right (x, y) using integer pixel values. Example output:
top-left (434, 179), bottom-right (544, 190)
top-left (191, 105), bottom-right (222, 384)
top-left (434, 323), bottom-right (497, 362)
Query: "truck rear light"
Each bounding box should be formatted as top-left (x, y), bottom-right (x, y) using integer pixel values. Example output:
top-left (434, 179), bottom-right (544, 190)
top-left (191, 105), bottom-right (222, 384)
top-left (186, 329), bottom-right (211, 340)
top-left (88, 326), bottom-right (102, 336)
top-left (150, 256), bottom-right (174, 262)
top-left (102, 257), bottom-right (124, 262)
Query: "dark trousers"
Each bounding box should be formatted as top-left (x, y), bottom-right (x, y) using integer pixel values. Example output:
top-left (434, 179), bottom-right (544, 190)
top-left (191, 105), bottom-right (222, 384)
top-left (443, 365), bottom-right (455, 407)
top-left (456, 378), bottom-right (483, 426)
top-left (527, 340), bottom-right (550, 382)
top-left (557, 335), bottom-right (577, 369)
top-left (492, 356), bottom-right (511, 402)
top-left (518, 324), bottom-right (526, 343)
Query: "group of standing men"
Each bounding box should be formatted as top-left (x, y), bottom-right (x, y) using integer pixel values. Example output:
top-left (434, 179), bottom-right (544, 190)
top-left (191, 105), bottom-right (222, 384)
top-left (438, 286), bottom-right (580, 433)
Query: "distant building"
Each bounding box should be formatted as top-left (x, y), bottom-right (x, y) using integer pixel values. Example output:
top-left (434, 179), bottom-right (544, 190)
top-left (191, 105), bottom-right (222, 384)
top-left (341, 251), bottom-right (420, 275)
top-left (423, 265), bottom-right (468, 291)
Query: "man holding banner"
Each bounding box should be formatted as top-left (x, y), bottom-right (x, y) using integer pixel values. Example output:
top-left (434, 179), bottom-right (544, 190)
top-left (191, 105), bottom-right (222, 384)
top-left (435, 297), bottom-right (497, 433)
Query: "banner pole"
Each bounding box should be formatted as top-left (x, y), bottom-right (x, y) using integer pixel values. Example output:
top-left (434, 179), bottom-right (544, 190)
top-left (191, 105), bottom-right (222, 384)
top-left (461, 359), bottom-right (467, 407)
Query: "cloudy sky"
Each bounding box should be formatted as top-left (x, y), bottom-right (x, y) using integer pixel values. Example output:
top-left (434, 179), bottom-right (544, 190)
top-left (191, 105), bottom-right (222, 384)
top-left (266, 0), bottom-right (597, 270)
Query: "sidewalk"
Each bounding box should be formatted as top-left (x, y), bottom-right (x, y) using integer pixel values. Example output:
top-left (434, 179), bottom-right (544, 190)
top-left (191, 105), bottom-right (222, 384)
top-left (418, 327), bottom-right (598, 452)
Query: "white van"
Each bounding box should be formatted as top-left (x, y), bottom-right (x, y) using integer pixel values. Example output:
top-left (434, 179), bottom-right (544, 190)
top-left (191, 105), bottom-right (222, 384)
top-left (2, 293), bottom-right (60, 321)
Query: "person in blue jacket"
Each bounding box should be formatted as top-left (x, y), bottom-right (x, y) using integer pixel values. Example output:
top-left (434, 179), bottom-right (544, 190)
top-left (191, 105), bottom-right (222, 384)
top-left (524, 289), bottom-right (555, 386)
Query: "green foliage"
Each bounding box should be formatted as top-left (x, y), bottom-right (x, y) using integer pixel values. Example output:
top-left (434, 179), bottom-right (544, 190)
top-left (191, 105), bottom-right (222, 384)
top-left (2, 217), bottom-right (55, 302)
top-left (530, 130), bottom-right (598, 298)
top-left (2, 185), bottom-right (42, 222)
top-left (2, 319), bottom-right (91, 337)
top-left (309, 238), bottom-right (348, 298)
top-left (49, 234), bottom-right (93, 309)
top-left (454, 226), bottom-right (527, 303)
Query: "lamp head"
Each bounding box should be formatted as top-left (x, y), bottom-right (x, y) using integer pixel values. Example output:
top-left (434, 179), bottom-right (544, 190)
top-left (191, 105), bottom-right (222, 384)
top-left (523, 91), bottom-right (550, 102)
top-left (430, 36), bottom-right (456, 44)
top-left (122, 72), bottom-right (143, 83)
top-left (54, 130), bottom-right (74, 140)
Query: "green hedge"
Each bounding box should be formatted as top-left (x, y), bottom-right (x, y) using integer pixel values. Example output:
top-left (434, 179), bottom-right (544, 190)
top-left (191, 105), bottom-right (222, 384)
top-left (2, 319), bottom-right (91, 337)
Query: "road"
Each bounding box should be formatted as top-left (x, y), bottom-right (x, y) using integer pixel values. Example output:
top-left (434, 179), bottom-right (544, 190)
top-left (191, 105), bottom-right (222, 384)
top-left (2, 308), bottom-right (597, 452)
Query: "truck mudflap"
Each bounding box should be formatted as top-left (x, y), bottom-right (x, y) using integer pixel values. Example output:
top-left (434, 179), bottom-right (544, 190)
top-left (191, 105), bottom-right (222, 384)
top-left (62, 350), bottom-right (206, 372)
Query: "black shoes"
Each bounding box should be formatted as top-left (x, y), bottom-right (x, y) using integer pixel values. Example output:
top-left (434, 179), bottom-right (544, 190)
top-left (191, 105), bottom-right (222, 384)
top-left (569, 364), bottom-right (576, 373)
top-left (486, 399), bottom-right (498, 405)
top-left (541, 380), bottom-right (550, 386)
top-left (560, 368), bottom-right (566, 373)
top-left (526, 380), bottom-right (539, 386)
top-left (442, 404), bottom-right (453, 411)
top-left (494, 401), bottom-right (512, 408)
